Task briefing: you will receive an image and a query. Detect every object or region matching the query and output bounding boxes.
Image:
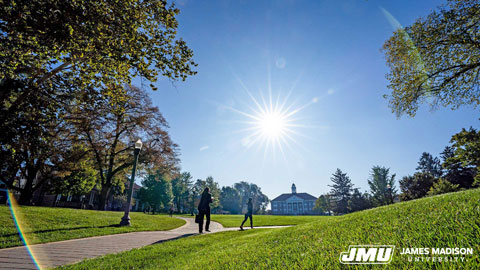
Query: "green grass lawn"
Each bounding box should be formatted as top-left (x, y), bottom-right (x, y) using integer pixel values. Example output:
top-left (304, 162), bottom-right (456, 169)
top-left (59, 188), bottom-right (480, 269)
top-left (0, 206), bottom-right (185, 249)
top-left (210, 214), bottom-right (325, 227)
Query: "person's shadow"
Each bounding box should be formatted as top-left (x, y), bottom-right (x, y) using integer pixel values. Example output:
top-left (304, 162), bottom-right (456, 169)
top-left (150, 233), bottom-right (196, 245)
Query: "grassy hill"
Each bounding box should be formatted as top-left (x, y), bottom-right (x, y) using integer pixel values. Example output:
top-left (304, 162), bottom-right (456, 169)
top-left (60, 189), bottom-right (480, 269)
top-left (210, 214), bottom-right (326, 227)
top-left (0, 206), bottom-right (185, 249)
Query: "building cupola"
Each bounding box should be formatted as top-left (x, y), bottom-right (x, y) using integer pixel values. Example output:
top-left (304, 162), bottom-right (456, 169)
top-left (291, 183), bottom-right (296, 194)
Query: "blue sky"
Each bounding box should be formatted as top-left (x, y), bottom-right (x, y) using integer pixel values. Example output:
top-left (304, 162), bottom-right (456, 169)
top-left (134, 0), bottom-right (479, 201)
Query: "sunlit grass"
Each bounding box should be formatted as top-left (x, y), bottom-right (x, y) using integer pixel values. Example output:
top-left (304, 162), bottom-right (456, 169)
top-left (210, 214), bottom-right (327, 227)
top-left (0, 206), bottom-right (185, 249)
top-left (59, 188), bottom-right (480, 269)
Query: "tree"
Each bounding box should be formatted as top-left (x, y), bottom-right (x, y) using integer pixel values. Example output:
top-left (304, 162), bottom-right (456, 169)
top-left (416, 152), bottom-right (442, 178)
top-left (232, 182), bottom-right (269, 214)
top-left (192, 177), bottom-right (221, 211)
top-left (220, 186), bottom-right (242, 214)
top-left (1, 0), bottom-right (195, 203)
top-left (444, 128), bottom-right (480, 186)
top-left (427, 178), bottom-right (460, 196)
top-left (368, 166), bottom-right (397, 206)
top-left (314, 194), bottom-right (333, 215)
top-left (0, 84), bottom-right (72, 204)
top-left (1, 0), bottom-right (196, 108)
top-left (441, 146), bottom-right (475, 188)
top-left (171, 172), bottom-right (193, 213)
top-left (218, 182), bottom-right (269, 214)
top-left (205, 176), bottom-right (221, 211)
top-left (347, 189), bottom-right (372, 213)
top-left (382, 0), bottom-right (480, 117)
top-left (138, 171), bottom-right (173, 212)
top-left (69, 86), bottom-right (179, 210)
top-left (48, 145), bottom-right (97, 196)
top-left (399, 172), bottom-right (436, 201)
top-left (328, 169), bottom-right (353, 214)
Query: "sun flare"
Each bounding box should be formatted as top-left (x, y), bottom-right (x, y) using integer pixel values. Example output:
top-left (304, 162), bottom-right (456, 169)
top-left (258, 111), bottom-right (287, 139)
top-left (223, 83), bottom-right (317, 160)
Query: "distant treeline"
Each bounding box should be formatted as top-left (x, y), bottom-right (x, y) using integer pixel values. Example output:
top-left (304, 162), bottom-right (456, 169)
top-left (139, 172), bottom-right (269, 214)
top-left (315, 127), bottom-right (479, 215)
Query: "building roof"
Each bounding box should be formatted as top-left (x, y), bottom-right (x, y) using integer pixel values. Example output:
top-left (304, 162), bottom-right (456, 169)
top-left (125, 182), bottom-right (142, 191)
top-left (272, 192), bottom-right (317, 201)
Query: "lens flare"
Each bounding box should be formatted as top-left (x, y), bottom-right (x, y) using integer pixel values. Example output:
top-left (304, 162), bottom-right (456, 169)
top-left (7, 191), bottom-right (44, 269)
top-left (381, 7), bottom-right (433, 98)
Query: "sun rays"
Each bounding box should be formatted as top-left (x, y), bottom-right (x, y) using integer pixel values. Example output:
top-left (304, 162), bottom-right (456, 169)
top-left (221, 76), bottom-right (319, 164)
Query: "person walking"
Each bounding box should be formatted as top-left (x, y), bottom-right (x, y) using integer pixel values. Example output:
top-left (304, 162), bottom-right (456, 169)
top-left (240, 198), bottom-right (254, 230)
top-left (198, 187), bottom-right (213, 233)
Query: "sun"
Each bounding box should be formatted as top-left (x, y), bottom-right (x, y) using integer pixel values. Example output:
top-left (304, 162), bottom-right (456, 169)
top-left (258, 111), bottom-right (287, 139)
top-left (222, 86), bottom-right (316, 159)
top-left (219, 70), bottom-right (320, 159)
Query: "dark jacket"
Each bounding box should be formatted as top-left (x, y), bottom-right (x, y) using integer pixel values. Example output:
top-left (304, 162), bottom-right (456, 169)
top-left (198, 192), bottom-right (212, 211)
top-left (246, 201), bottom-right (253, 215)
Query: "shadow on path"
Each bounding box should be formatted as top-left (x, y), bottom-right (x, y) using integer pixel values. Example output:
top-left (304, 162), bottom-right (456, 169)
top-left (150, 233), bottom-right (196, 245)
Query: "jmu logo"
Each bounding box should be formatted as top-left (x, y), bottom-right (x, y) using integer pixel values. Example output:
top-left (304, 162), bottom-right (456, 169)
top-left (339, 245), bottom-right (395, 264)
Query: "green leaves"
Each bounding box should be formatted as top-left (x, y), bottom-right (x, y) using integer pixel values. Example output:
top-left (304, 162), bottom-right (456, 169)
top-left (427, 178), bottom-right (460, 196)
top-left (67, 24), bottom-right (74, 36)
top-left (445, 127), bottom-right (480, 186)
top-left (1, 0), bottom-right (197, 90)
top-left (0, 0), bottom-right (194, 203)
top-left (382, 0), bottom-right (480, 117)
top-left (368, 166), bottom-right (396, 206)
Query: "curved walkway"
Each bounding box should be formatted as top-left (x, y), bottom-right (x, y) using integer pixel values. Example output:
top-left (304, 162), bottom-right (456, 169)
top-left (0, 217), bottom-right (290, 270)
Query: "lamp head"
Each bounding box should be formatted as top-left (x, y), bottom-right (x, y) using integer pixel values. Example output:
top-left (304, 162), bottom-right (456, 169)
top-left (135, 139), bottom-right (143, 150)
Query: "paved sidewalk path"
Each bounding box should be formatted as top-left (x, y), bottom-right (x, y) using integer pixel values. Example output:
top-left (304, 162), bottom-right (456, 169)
top-left (0, 217), bottom-right (290, 270)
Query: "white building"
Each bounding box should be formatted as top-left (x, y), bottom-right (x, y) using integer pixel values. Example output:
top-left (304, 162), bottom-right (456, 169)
top-left (271, 184), bottom-right (317, 215)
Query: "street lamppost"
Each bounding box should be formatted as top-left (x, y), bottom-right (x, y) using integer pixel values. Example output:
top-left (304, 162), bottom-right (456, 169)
top-left (120, 139), bottom-right (142, 226)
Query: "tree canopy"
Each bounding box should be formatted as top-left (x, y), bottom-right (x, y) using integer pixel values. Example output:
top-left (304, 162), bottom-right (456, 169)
top-left (69, 85), bottom-right (179, 210)
top-left (368, 166), bottom-right (397, 206)
top-left (220, 186), bottom-right (242, 214)
top-left (192, 177), bottom-right (222, 210)
top-left (0, 0), bottom-right (196, 205)
top-left (230, 182), bottom-right (269, 214)
top-left (313, 194), bottom-right (332, 215)
top-left (1, 0), bottom-right (196, 90)
top-left (382, 0), bottom-right (480, 117)
top-left (171, 172), bottom-right (193, 213)
top-left (441, 145), bottom-right (476, 188)
top-left (416, 152), bottom-right (442, 178)
top-left (427, 178), bottom-right (460, 196)
top-left (138, 171), bottom-right (173, 212)
top-left (444, 127), bottom-right (480, 186)
top-left (328, 168), bottom-right (353, 214)
top-left (0, 81), bottom-right (70, 203)
top-left (347, 188), bottom-right (372, 213)
top-left (399, 172), bottom-right (436, 201)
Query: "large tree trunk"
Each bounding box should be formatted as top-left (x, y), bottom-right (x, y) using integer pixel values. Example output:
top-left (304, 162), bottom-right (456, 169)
top-left (98, 186), bottom-right (111, 211)
top-left (18, 169), bottom-right (37, 205)
top-left (18, 187), bottom-right (34, 205)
